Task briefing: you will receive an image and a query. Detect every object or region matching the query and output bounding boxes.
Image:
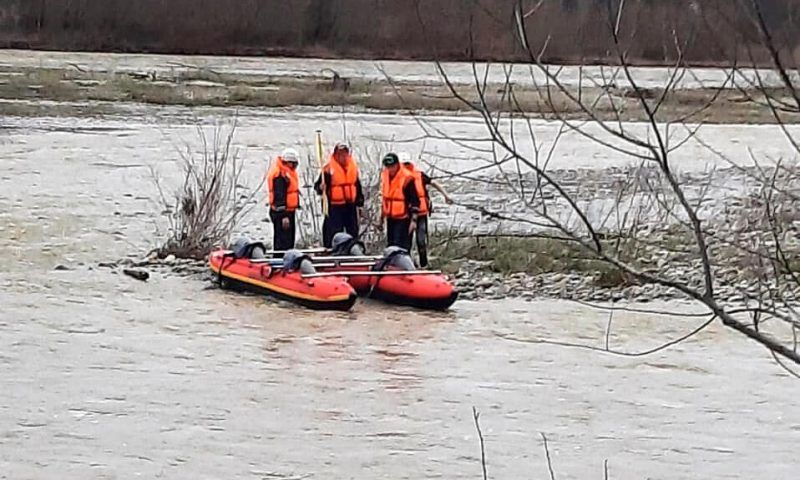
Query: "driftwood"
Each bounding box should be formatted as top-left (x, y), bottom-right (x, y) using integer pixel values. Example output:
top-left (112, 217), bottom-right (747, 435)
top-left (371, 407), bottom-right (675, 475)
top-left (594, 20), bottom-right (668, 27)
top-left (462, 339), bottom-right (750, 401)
top-left (321, 68), bottom-right (350, 91)
top-left (123, 268), bottom-right (150, 282)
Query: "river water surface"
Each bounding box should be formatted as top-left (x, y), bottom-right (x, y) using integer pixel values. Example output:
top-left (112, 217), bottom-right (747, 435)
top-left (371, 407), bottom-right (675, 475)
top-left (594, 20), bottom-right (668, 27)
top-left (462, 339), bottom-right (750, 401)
top-left (0, 49), bottom-right (787, 89)
top-left (2, 100), bottom-right (800, 479)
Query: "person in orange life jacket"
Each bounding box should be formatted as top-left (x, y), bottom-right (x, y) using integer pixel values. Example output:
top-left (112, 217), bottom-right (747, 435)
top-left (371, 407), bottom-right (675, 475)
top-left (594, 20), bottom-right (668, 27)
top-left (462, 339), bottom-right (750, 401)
top-left (380, 153), bottom-right (420, 251)
top-left (402, 160), bottom-right (453, 267)
top-left (314, 143), bottom-right (365, 248)
top-left (267, 148), bottom-right (300, 252)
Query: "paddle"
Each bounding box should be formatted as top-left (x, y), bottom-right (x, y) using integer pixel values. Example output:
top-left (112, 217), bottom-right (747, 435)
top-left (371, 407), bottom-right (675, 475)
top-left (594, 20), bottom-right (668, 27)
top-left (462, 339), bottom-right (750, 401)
top-left (302, 270), bottom-right (443, 279)
top-left (315, 129), bottom-right (329, 217)
top-left (303, 255), bottom-right (384, 262)
top-left (265, 247), bottom-right (328, 255)
top-left (251, 256), bottom-right (383, 264)
top-left (253, 260), bottom-right (378, 268)
top-left (216, 248), bottom-right (329, 255)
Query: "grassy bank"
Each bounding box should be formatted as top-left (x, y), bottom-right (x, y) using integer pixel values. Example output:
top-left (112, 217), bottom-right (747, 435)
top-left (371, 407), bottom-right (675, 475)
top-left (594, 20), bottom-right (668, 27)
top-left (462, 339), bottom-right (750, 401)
top-left (428, 228), bottom-right (800, 290)
top-left (1, 65), bottom-right (798, 124)
top-left (428, 233), bottom-right (633, 288)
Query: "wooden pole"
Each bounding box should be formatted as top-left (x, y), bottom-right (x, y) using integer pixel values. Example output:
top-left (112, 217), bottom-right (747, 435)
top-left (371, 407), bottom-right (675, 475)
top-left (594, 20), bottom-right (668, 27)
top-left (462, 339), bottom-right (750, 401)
top-left (302, 270), bottom-right (443, 279)
top-left (316, 129), bottom-right (329, 217)
top-left (251, 254), bottom-right (383, 263)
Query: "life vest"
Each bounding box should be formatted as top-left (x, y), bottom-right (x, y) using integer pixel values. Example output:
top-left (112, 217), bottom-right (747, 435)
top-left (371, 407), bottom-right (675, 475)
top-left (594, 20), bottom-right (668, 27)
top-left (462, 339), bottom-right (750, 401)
top-left (403, 163), bottom-right (429, 216)
top-left (267, 157), bottom-right (299, 212)
top-left (381, 168), bottom-right (413, 220)
top-left (324, 154), bottom-right (359, 205)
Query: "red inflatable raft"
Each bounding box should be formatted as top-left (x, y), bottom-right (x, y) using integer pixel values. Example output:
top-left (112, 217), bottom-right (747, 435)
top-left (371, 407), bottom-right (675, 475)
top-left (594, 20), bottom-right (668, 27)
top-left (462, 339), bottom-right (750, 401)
top-left (208, 249), bottom-right (357, 311)
top-left (310, 258), bottom-right (458, 311)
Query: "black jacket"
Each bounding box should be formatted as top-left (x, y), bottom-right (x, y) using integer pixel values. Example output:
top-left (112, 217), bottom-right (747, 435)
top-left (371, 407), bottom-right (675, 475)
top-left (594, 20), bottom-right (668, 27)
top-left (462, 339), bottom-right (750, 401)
top-left (271, 175), bottom-right (288, 211)
top-left (403, 178), bottom-right (421, 215)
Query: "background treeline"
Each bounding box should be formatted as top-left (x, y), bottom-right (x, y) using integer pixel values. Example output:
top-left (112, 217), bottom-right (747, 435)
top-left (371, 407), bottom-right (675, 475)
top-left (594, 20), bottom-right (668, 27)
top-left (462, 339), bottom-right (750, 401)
top-left (1, 0), bottom-right (798, 65)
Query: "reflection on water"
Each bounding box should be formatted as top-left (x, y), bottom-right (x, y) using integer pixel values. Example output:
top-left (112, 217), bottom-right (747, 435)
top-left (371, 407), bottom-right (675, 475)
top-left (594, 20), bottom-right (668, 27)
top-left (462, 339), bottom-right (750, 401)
top-left (1, 105), bottom-right (799, 480)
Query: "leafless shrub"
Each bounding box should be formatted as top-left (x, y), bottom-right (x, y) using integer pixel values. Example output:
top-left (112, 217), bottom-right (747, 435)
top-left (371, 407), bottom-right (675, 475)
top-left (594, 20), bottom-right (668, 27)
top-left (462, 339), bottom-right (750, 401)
top-left (293, 140), bottom-right (389, 250)
top-left (353, 142), bottom-right (389, 249)
top-left (294, 163), bottom-right (324, 249)
top-left (151, 119), bottom-right (260, 259)
top-left (411, 0), bottom-right (800, 368)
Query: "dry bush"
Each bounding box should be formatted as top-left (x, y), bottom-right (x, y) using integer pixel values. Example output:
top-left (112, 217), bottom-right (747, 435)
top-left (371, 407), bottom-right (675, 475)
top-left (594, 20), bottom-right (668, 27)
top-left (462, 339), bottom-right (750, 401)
top-left (417, 0), bottom-right (800, 369)
top-left (151, 119), bottom-right (260, 259)
top-left (293, 140), bottom-right (386, 249)
top-left (348, 141), bottom-right (390, 249)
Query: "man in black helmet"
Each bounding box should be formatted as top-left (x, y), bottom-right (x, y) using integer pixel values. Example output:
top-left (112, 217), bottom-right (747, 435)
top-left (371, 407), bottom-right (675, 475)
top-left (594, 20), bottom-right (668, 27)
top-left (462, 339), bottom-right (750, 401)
top-left (380, 153), bottom-right (420, 251)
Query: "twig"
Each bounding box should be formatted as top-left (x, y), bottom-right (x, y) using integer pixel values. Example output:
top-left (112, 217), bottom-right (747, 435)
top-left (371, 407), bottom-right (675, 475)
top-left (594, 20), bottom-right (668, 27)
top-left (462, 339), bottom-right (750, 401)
top-left (605, 310), bottom-right (614, 351)
top-left (496, 314), bottom-right (717, 357)
top-left (541, 433), bottom-right (556, 480)
top-left (472, 407), bottom-right (488, 480)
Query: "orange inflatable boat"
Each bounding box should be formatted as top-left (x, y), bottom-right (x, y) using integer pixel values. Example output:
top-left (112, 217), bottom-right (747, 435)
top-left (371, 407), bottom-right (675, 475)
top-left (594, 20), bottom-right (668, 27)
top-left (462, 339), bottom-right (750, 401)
top-left (208, 249), bottom-right (357, 311)
top-left (308, 254), bottom-right (458, 311)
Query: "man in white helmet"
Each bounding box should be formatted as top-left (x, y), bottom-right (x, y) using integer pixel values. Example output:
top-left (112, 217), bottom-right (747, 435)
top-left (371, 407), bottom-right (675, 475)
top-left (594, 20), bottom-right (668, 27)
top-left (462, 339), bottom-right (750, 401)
top-left (266, 148), bottom-right (301, 252)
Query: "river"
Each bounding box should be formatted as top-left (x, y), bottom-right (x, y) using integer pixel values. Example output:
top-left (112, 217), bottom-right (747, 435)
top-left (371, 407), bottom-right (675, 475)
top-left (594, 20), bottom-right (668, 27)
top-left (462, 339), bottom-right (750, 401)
top-left (0, 49), bottom-right (787, 90)
top-left (2, 98), bottom-right (800, 478)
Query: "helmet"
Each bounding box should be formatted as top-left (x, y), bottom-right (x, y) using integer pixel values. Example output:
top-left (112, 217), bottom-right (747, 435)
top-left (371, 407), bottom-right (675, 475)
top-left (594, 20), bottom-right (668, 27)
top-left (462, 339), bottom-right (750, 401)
top-left (281, 148), bottom-right (300, 164)
top-left (333, 142), bottom-right (350, 153)
top-left (231, 237), bottom-right (253, 258)
top-left (331, 232), bottom-right (354, 251)
top-left (382, 153), bottom-right (399, 167)
top-left (282, 249), bottom-right (316, 274)
top-left (282, 249), bottom-right (304, 270)
top-left (250, 244), bottom-right (266, 260)
top-left (382, 246), bottom-right (407, 257)
top-left (350, 243), bottom-right (366, 256)
top-left (378, 246), bottom-right (414, 271)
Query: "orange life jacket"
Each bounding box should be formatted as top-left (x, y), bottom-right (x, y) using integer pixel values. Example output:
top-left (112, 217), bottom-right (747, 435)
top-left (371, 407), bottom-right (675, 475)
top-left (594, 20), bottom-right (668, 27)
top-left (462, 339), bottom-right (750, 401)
top-left (381, 168), bottom-right (413, 220)
top-left (403, 163), bottom-right (429, 216)
top-left (267, 157), bottom-right (299, 212)
top-left (324, 154), bottom-right (359, 205)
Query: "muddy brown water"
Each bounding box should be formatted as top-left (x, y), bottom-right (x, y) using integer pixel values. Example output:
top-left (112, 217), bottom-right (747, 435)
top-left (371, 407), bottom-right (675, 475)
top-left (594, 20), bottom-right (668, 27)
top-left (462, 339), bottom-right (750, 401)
top-left (2, 102), bottom-right (800, 479)
top-left (0, 49), bottom-right (788, 90)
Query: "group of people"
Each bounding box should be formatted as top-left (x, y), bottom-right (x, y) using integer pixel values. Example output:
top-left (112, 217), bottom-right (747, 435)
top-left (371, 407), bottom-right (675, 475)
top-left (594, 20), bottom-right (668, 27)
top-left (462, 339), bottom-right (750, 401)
top-left (265, 143), bottom-right (451, 267)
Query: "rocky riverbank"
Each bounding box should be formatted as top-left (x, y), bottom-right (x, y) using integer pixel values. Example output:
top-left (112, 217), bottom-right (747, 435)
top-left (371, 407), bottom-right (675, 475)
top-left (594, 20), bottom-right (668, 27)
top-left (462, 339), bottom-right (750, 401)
top-left (451, 260), bottom-right (800, 304)
top-left (91, 161), bottom-right (800, 308)
top-left (96, 227), bottom-right (799, 308)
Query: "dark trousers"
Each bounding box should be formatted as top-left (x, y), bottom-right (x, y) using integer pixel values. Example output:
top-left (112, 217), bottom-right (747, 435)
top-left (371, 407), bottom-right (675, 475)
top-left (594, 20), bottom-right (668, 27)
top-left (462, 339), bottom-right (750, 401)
top-left (412, 215), bottom-right (429, 267)
top-left (386, 218), bottom-right (412, 251)
top-left (323, 204), bottom-right (359, 248)
top-left (270, 209), bottom-right (296, 252)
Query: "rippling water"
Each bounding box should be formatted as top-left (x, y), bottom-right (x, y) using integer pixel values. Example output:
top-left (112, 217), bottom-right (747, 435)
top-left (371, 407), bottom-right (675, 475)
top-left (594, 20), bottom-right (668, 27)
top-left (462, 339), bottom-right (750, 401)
top-left (2, 269), bottom-right (798, 479)
top-left (2, 102), bottom-right (799, 479)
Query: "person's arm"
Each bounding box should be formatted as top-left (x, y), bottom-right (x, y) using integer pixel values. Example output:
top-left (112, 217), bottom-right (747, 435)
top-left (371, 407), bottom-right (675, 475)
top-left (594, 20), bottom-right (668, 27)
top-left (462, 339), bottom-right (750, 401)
top-left (272, 176), bottom-right (288, 211)
top-left (314, 171), bottom-right (333, 197)
top-left (355, 176), bottom-right (365, 207)
top-left (428, 176), bottom-right (453, 204)
top-left (313, 173), bottom-right (322, 195)
top-left (404, 180), bottom-right (420, 234)
top-left (404, 180), bottom-right (420, 215)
